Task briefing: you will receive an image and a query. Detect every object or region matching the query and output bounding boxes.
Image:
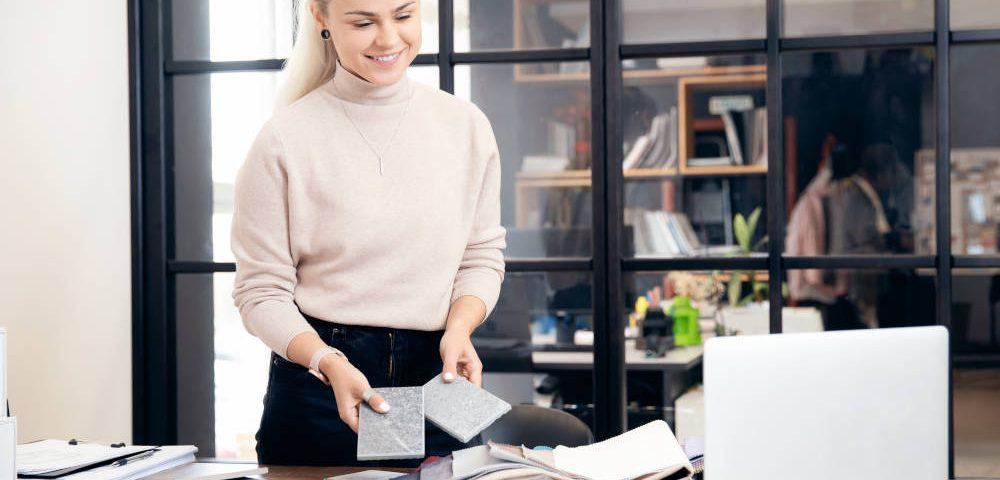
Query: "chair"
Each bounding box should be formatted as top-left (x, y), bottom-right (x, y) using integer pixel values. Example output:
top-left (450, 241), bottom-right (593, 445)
top-left (477, 404), bottom-right (594, 448)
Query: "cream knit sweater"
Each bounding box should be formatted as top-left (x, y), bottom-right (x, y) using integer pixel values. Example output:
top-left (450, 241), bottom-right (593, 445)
top-left (231, 62), bottom-right (507, 359)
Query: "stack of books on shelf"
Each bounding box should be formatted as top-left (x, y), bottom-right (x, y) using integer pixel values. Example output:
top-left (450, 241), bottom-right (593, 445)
top-left (521, 120), bottom-right (576, 173)
top-left (688, 98), bottom-right (767, 168)
top-left (626, 208), bottom-right (742, 258)
top-left (521, 155), bottom-right (570, 172)
top-left (625, 208), bottom-right (700, 257)
top-left (622, 106), bottom-right (677, 171)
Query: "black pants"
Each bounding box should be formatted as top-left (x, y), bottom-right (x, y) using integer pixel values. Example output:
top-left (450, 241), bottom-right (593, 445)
top-left (255, 312), bottom-right (477, 466)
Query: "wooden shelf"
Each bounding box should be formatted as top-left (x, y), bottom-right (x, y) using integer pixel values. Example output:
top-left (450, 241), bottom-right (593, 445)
top-left (513, 65), bottom-right (768, 84)
top-left (515, 167), bottom-right (680, 188)
top-left (678, 73), bottom-right (767, 175)
top-left (680, 164), bottom-right (768, 176)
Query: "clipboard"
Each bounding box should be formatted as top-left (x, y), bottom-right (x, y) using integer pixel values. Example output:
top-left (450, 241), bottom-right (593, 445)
top-left (17, 439), bottom-right (159, 478)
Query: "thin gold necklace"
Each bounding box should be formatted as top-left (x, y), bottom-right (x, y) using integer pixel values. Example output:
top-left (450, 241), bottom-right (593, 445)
top-left (332, 76), bottom-right (414, 176)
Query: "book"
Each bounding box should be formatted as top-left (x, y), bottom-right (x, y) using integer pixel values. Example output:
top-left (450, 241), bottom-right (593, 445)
top-left (720, 111), bottom-right (744, 166)
top-left (423, 374), bottom-right (512, 444)
top-left (357, 387), bottom-right (425, 461)
top-left (60, 446), bottom-right (198, 480)
top-left (687, 156), bottom-right (733, 167)
top-left (622, 107), bottom-right (677, 171)
top-left (401, 420), bottom-right (693, 480)
top-left (522, 155), bottom-right (570, 172)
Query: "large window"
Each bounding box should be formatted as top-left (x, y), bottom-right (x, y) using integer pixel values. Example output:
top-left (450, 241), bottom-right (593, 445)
top-left (132, 0), bottom-right (1000, 476)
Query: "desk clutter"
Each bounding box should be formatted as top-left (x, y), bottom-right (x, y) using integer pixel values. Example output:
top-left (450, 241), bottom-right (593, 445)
top-left (338, 420), bottom-right (699, 480)
top-left (359, 374), bottom-right (512, 461)
top-left (14, 439), bottom-right (266, 480)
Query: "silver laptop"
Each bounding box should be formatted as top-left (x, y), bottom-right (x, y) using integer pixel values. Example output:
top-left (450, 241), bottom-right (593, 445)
top-left (704, 326), bottom-right (949, 480)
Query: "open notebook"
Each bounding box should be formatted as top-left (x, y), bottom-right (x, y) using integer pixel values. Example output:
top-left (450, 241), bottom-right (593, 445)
top-left (399, 420), bottom-right (692, 480)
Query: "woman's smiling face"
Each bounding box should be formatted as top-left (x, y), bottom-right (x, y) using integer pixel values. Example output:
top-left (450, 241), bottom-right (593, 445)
top-left (313, 0), bottom-right (422, 85)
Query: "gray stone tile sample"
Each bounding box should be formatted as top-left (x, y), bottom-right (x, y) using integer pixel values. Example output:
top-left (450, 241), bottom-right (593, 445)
top-left (357, 387), bottom-right (425, 461)
top-left (422, 374), bottom-right (512, 443)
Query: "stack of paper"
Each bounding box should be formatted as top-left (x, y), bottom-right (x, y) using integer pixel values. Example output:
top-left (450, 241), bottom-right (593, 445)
top-left (392, 420), bottom-right (693, 480)
top-left (17, 440), bottom-right (197, 480)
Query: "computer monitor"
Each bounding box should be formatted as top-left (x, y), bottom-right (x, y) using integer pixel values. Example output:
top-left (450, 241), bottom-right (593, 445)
top-left (704, 326), bottom-right (948, 480)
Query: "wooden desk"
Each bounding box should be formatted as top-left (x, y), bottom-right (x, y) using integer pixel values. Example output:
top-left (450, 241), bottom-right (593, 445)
top-left (252, 465), bottom-right (412, 479)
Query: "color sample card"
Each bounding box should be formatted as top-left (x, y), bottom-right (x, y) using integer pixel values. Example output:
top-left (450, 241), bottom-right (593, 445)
top-left (357, 387), bottom-right (425, 461)
top-left (422, 374), bottom-right (512, 443)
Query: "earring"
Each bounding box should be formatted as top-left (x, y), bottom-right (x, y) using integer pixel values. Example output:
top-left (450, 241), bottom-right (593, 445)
top-left (321, 29), bottom-right (331, 40)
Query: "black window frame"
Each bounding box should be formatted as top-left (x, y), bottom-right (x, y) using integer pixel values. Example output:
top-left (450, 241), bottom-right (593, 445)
top-left (128, 0), bottom-right (1000, 475)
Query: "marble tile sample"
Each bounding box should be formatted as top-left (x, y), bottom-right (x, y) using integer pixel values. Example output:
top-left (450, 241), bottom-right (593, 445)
top-left (357, 387), bottom-right (425, 461)
top-left (422, 374), bottom-right (512, 443)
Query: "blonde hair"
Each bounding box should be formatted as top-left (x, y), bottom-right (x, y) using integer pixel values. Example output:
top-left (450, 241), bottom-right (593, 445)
top-left (275, 0), bottom-right (339, 110)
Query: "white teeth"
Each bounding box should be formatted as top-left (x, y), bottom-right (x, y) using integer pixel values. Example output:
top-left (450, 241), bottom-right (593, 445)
top-left (369, 52), bottom-right (401, 62)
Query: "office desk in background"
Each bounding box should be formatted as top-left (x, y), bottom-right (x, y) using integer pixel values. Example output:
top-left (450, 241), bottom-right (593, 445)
top-left (534, 345), bottom-right (702, 421)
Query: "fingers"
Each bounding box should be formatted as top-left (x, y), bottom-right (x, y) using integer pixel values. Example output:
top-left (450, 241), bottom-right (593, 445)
top-left (338, 403), bottom-right (360, 433)
top-left (468, 359), bottom-right (483, 388)
top-left (366, 391), bottom-right (391, 414)
top-left (458, 356), bottom-right (483, 387)
top-left (442, 350), bottom-right (460, 383)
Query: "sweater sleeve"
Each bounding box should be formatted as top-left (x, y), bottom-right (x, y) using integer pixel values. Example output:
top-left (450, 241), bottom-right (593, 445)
top-left (230, 121), bottom-right (316, 360)
top-left (450, 108), bottom-right (508, 322)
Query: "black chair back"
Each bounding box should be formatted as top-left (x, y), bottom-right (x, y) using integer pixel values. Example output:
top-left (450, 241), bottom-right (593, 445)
top-left (478, 404), bottom-right (594, 448)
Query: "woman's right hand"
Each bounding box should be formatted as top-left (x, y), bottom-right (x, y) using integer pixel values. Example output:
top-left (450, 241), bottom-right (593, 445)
top-left (320, 354), bottom-right (391, 433)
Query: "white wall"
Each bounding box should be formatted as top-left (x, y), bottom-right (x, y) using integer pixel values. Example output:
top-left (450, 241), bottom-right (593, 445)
top-left (0, 1), bottom-right (132, 443)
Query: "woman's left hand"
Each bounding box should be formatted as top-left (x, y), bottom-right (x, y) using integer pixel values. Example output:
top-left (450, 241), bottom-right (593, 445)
top-left (440, 328), bottom-right (483, 387)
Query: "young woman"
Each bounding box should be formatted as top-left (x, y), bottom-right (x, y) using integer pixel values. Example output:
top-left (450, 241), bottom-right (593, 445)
top-left (230, 0), bottom-right (506, 467)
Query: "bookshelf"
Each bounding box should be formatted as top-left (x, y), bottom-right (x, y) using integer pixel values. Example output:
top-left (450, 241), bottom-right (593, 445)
top-left (516, 169), bottom-right (682, 227)
top-left (678, 73), bottom-right (768, 176)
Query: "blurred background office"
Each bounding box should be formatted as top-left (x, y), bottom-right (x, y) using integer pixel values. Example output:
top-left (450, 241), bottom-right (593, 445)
top-left (3, 0), bottom-right (1000, 478)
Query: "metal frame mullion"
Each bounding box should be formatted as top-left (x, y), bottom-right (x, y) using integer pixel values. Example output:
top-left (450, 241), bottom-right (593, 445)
top-left (132, 0), bottom-right (176, 446)
top-left (623, 257), bottom-right (768, 272)
top-left (591, 0), bottom-right (626, 441)
top-left (953, 255), bottom-right (1000, 268)
top-left (166, 259), bottom-right (593, 274)
top-left (783, 255), bottom-right (936, 270)
top-left (165, 53), bottom-right (440, 76)
top-left (438, 0), bottom-right (454, 93)
top-left (766, 0), bottom-right (785, 334)
top-left (781, 31), bottom-right (934, 51)
top-left (951, 27), bottom-right (1000, 44)
top-left (933, 0), bottom-right (954, 476)
top-left (452, 48), bottom-right (589, 64)
top-left (621, 39), bottom-right (765, 58)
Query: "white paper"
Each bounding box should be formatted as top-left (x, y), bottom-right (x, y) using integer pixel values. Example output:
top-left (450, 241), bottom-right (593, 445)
top-left (60, 446), bottom-right (197, 480)
top-left (16, 440), bottom-right (151, 474)
top-left (452, 445), bottom-right (512, 480)
top-left (324, 470), bottom-right (406, 480)
top-left (552, 420), bottom-right (691, 480)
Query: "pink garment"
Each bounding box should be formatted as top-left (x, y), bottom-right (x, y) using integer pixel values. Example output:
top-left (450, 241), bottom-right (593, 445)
top-left (786, 169), bottom-right (843, 303)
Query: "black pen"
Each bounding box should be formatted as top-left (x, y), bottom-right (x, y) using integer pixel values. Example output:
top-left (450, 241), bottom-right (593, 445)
top-left (112, 448), bottom-right (160, 467)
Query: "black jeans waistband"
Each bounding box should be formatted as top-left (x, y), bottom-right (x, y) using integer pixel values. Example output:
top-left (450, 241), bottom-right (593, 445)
top-left (300, 310), bottom-right (444, 339)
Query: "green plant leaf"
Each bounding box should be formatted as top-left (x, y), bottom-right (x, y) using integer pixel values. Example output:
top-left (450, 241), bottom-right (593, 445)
top-left (734, 214), bottom-right (750, 251)
top-left (726, 271), bottom-right (743, 307)
top-left (752, 235), bottom-right (769, 252)
top-left (728, 272), bottom-right (742, 307)
top-left (747, 207), bottom-right (761, 239)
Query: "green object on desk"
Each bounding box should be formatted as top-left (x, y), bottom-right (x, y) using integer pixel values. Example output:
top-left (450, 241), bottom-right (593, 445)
top-left (669, 296), bottom-right (702, 347)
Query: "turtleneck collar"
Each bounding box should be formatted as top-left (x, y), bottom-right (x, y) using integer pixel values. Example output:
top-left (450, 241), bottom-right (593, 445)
top-left (327, 58), bottom-right (412, 106)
